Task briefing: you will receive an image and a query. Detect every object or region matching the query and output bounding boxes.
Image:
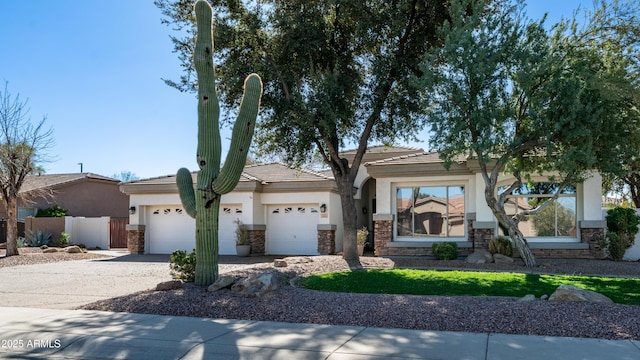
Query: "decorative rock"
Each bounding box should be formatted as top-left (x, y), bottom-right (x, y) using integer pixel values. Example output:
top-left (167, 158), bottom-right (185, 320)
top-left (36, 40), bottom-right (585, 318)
top-left (156, 280), bottom-right (183, 291)
top-left (231, 272), bottom-right (278, 297)
top-left (274, 259), bottom-right (288, 267)
top-left (40, 245), bottom-right (49, 250)
top-left (64, 246), bottom-right (83, 254)
top-left (519, 294), bottom-right (536, 301)
top-left (208, 275), bottom-right (237, 292)
top-left (42, 247), bottom-right (59, 253)
top-left (282, 256), bottom-right (313, 264)
top-left (549, 285), bottom-right (613, 303)
top-left (540, 294), bottom-right (549, 300)
top-left (493, 254), bottom-right (514, 263)
top-left (465, 250), bottom-right (493, 264)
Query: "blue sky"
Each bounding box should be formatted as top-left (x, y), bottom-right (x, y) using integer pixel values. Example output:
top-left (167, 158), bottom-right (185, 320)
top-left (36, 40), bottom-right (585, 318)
top-left (0, 0), bottom-right (591, 179)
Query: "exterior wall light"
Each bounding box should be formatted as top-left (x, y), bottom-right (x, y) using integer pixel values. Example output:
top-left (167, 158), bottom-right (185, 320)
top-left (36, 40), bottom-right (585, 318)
top-left (320, 204), bottom-right (327, 213)
top-left (129, 206), bottom-right (136, 215)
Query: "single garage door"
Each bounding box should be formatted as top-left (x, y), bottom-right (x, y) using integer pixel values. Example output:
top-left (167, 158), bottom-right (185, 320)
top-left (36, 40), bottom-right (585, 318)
top-left (148, 205), bottom-right (242, 255)
top-left (267, 204), bottom-right (319, 255)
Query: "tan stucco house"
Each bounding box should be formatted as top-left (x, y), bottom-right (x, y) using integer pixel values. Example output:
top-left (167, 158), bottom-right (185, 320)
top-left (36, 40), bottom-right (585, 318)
top-left (3, 173), bottom-right (130, 220)
top-left (122, 146), bottom-right (606, 259)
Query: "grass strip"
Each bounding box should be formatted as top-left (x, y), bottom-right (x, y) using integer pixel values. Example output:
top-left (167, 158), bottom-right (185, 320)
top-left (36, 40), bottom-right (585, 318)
top-left (300, 269), bottom-right (640, 305)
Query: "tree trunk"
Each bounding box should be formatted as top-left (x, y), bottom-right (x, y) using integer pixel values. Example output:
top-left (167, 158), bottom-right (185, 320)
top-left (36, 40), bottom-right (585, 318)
top-left (336, 174), bottom-right (359, 260)
top-left (484, 183), bottom-right (537, 267)
top-left (194, 195), bottom-right (220, 286)
top-left (5, 197), bottom-right (18, 257)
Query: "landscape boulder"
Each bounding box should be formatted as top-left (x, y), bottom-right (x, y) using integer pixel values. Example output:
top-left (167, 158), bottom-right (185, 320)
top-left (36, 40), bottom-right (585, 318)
top-left (493, 253), bottom-right (515, 263)
top-left (208, 275), bottom-right (238, 291)
top-left (156, 280), bottom-right (183, 291)
top-left (231, 272), bottom-right (278, 297)
top-left (465, 250), bottom-right (493, 264)
top-left (549, 285), bottom-right (613, 303)
top-left (64, 246), bottom-right (83, 254)
top-left (519, 294), bottom-right (536, 301)
top-left (42, 247), bottom-right (59, 253)
top-left (273, 259), bottom-right (288, 267)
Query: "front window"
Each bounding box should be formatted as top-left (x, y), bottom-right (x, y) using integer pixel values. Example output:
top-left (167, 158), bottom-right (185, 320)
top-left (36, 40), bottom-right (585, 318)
top-left (396, 186), bottom-right (465, 237)
top-left (500, 182), bottom-right (577, 237)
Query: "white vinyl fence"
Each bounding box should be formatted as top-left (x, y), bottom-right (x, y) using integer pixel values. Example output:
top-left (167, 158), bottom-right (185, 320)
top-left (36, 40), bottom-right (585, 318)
top-left (64, 216), bottom-right (110, 250)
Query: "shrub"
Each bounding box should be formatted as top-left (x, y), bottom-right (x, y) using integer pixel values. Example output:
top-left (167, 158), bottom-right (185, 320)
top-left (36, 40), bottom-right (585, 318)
top-left (604, 207), bottom-right (640, 260)
top-left (432, 242), bottom-right (458, 260)
top-left (170, 249), bottom-right (196, 282)
top-left (489, 236), bottom-right (513, 257)
top-left (51, 232), bottom-right (70, 247)
top-left (17, 237), bottom-right (25, 248)
top-left (25, 230), bottom-right (52, 247)
top-left (35, 205), bottom-right (68, 217)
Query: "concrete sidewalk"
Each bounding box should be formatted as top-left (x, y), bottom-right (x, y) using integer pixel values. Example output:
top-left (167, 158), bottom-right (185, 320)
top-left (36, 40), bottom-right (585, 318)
top-left (1, 307), bottom-right (639, 360)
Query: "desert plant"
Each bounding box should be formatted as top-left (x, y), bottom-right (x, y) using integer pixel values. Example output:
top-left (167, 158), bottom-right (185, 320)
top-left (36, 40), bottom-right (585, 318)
top-left (604, 207), bottom-right (640, 260)
top-left (234, 219), bottom-right (249, 245)
top-left (175, 0), bottom-right (262, 286)
top-left (357, 227), bottom-right (369, 246)
top-left (489, 236), bottom-right (513, 257)
top-left (170, 249), bottom-right (196, 282)
top-left (25, 230), bottom-right (52, 247)
top-left (432, 242), bottom-right (458, 260)
top-left (35, 205), bottom-right (68, 217)
top-left (51, 232), bottom-right (70, 247)
top-left (17, 237), bottom-right (25, 248)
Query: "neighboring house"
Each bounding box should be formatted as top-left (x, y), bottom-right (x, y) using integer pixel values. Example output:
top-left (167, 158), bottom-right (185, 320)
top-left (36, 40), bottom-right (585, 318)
top-left (123, 146), bottom-right (605, 259)
top-left (1, 173), bottom-right (130, 219)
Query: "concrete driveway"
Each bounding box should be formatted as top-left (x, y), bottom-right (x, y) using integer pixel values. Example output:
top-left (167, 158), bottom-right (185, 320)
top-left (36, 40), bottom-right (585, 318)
top-left (0, 252), bottom-right (173, 309)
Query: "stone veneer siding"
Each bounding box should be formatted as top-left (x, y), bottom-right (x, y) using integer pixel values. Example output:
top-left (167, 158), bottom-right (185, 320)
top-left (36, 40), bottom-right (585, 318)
top-left (126, 224), bottom-right (145, 254)
top-left (317, 225), bottom-right (337, 255)
top-left (373, 215), bottom-right (393, 256)
top-left (246, 225), bottom-right (266, 255)
top-left (372, 214), bottom-right (473, 257)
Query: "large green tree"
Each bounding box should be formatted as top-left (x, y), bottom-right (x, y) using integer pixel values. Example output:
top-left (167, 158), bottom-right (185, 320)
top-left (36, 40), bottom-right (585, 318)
top-left (155, 0), bottom-right (451, 259)
top-left (419, 0), bottom-right (639, 266)
top-left (0, 83), bottom-right (54, 257)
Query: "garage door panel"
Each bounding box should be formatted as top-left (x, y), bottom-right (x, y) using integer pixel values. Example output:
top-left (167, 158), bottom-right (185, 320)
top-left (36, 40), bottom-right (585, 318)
top-left (148, 205), bottom-right (241, 255)
top-left (267, 204), bottom-right (319, 255)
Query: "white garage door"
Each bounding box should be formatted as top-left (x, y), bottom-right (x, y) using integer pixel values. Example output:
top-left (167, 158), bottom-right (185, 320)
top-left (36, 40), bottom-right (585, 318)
top-left (148, 205), bottom-right (241, 255)
top-left (267, 204), bottom-right (319, 255)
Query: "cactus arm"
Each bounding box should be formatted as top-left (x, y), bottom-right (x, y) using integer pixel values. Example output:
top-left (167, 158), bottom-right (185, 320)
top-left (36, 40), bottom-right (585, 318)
top-left (212, 74), bottom-right (263, 194)
top-left (176, 168), bottom-right (197, 218)
top-left (194, 0), bottom-right (221, 190)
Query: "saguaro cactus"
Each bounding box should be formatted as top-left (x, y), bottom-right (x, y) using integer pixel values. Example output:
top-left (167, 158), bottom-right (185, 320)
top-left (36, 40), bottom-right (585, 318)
top-left (176, 0), bottom-right (263, 286)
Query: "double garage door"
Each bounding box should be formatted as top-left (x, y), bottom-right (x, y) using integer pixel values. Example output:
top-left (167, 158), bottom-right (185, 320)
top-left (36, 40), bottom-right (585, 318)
top-left (148, 203), bottom-right (320, 255)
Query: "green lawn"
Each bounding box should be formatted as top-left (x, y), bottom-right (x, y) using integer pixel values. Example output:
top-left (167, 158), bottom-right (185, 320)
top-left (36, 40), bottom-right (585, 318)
top-left (300, 269), bottom-right (640, 305)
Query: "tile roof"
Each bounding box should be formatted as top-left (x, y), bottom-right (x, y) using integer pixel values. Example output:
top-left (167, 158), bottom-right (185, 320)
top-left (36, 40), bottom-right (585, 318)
top-left (19, 173), bottom-right (119, 193)
top-left (126, 163), bottom-right (333, 186)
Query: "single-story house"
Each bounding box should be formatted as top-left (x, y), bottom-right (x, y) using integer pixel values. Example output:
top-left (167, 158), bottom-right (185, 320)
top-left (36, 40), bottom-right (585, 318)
top-left (1, 173), bottom-right (130, 220)
top-left (122, 146), bottom-right (605, 258)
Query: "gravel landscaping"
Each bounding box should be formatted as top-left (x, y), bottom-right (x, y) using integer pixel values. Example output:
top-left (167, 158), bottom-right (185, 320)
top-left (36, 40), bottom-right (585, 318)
top-left (72, 255), bottom-right (640, 341)
top-left (3, 249), bottom-right (639, 340)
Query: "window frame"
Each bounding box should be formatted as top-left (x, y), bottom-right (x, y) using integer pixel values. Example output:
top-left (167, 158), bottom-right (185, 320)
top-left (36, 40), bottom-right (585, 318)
top-left (394, 183), bottom-right (467, 240)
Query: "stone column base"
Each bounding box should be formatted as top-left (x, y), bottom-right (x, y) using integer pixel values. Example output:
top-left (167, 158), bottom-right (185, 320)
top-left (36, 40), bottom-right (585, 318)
top-left (126, 224), bottom-right (145, 254)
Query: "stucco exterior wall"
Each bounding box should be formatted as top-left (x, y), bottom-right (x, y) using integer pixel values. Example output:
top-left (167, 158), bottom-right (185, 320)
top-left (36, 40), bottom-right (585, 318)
top-left (19, 181), bottom-right (129, 218)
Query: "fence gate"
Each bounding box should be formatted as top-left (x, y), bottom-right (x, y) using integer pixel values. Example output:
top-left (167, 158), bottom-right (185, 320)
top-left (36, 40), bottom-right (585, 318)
top-left (110, 218), bottom-right (129, 248)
